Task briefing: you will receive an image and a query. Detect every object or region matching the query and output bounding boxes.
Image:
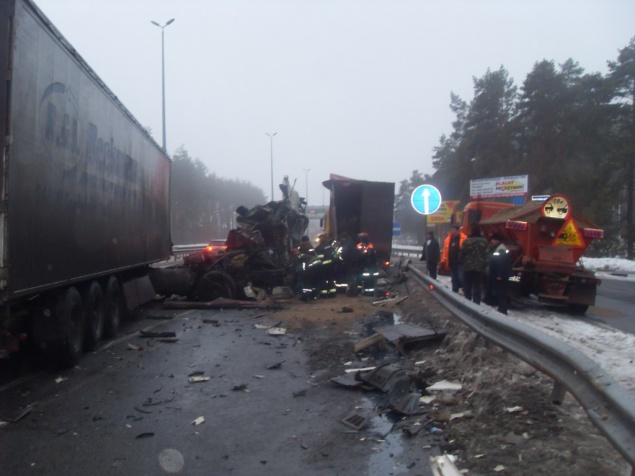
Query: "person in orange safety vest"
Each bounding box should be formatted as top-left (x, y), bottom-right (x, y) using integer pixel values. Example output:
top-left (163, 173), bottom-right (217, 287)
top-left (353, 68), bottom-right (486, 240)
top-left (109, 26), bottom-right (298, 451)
top-left (439, 224), bottom-right (467, 292)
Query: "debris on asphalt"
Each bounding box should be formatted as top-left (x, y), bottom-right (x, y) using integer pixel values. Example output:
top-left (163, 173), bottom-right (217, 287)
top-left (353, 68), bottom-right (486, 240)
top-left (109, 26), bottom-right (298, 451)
top-left (192, 416), bottom-right (205, 426)
top-left (139, 330), bottom-right (177, 338)
top-left (266, 327), bottom-right (287, 336)
top-left (163, 297), bottom-right (275, 310)
top-left (159, 337), bottom-right (178, 344)
top-left (266, 360), bottom-right (285, 370)
top-left (340, 410), bottom-right (369, 430)
top-left (338, 307), bottom-right (354, 313)
top-left (353, 334), bottom-right (387, 353)
top-left (54, 376), bottom-right (68, 384)
top-left (426, 380), bottom-right (463, 392)
top-left (231, 384), bottom-right (248, 392)
top-left (373, 323), bottom-right (445, 354)
top-left (429, 454), bottom-right (461, 475)
top-left (134, 407), bottom-right (152, 414)
top-left (292, 389), bottom-right (307, 397)
top-left (202, 318), bottom-right (220, 326)
top-left (188, 375), bottom-right (211, 383)
top-left (127, 343), bottom-right (143, 351)
top-left (135, 432), bottom-right (155, 439)
top-left (504, 406), bottom-right (524, 413)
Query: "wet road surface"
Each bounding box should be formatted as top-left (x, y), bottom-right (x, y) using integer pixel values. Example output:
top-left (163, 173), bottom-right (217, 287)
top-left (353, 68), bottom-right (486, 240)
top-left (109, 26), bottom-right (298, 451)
top-left (0, 303), bottom-right (439, 475)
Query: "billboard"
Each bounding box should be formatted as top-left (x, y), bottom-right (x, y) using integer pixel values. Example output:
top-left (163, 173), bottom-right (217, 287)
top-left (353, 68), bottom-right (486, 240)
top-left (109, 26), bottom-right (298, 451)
top-left (470, 175), bottom-right (529, 199)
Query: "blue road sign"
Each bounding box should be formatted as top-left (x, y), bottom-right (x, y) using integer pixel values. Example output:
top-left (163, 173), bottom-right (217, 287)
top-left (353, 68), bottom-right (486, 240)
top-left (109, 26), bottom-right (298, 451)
top-left (393, 222), bottom-right (401, 237)
top-left (411, 184), bottom-right (442, 215)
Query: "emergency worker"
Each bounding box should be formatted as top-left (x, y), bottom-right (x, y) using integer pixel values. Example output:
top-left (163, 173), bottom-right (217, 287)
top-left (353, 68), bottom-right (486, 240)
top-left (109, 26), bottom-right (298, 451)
top-left (315, 233), bottom-right (337, 297)
top-left (334, 232), bottom-right (358, 293)
top-left (459, 225), bottom-right (489, 304)
top-left (293, 235), bottom-right (318, 299)
top-left (356, 232), bottom-right (378, 295)
top-left (487, 233), bottom-right (512, 315)
top-left (441, 224), bottom-right (466, 293)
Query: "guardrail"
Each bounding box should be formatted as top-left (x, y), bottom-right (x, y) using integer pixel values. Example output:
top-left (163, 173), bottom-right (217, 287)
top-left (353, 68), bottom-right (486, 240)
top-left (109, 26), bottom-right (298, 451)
top-left (405, 262), bottom-right (635, 469)
top-left (172, 244), bottom-right (207, 259)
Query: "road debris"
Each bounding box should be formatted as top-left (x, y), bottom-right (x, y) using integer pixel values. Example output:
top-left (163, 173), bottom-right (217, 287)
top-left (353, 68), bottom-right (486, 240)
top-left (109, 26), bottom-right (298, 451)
top-left (267, 327), bottom-right (287, 336)
top-left (127, 343), bottom-right (143, 351)
top-left (163, 297), bottom-right (276, 310)
top-left (54, 376), bottom-right (68, 384)
top-left (426, 380), bottom-right (463, 392)
top-left (192, 416), bottom-right (205, 426)
top-left (266, 360), bottom-right (285, 370)
top-left (188, 376), bottom-right (211, 383)
top-left (135, 432), bottom-right (155, 439)
top-left (139, 330), bottom-right (177, 339)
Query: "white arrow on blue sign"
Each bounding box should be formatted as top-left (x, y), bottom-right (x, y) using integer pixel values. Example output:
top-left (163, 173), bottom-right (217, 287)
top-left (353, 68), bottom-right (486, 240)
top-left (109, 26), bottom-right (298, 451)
top-left (411, 184), bottom-right (442, 215)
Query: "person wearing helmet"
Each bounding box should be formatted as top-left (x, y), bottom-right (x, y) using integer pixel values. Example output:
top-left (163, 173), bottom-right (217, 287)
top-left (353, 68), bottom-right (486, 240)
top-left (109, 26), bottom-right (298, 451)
top-left (356, 232), bottom-right (378, 295)
top-left (315, 233), bottom-right (337, 297)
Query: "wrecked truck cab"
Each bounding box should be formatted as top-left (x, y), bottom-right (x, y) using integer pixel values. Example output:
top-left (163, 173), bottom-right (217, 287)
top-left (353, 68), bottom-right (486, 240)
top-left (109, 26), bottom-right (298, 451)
top-left (152, 199), bottom-right (309, 302)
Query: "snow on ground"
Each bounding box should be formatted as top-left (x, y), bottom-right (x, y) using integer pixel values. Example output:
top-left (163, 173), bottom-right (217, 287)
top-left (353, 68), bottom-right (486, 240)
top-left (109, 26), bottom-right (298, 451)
top-left (432, 256), bottom-right (635, 393)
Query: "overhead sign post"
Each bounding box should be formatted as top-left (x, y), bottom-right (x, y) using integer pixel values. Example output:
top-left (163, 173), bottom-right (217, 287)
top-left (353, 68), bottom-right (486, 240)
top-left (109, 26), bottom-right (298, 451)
top-left (411, 185), bottom-right (442, 245)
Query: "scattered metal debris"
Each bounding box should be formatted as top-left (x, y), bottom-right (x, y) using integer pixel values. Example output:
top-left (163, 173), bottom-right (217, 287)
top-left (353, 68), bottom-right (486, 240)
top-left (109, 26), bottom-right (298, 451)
top-left (427, 380), bottom-right (463, 392)
top-left (341, 410), bottom-right (369, 430)
top-left (266, 327), bottom-right (287, 336)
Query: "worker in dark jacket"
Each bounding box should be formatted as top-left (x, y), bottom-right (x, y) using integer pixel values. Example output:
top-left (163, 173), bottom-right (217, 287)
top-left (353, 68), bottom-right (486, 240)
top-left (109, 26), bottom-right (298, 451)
top-left (459, 225), bottom-right (489, 304)
top-left (488, 233), bottom-right (512, 314)
top-left (447, 225), bottom-right (463, 292)
top-left (420, 231), bottom-right (440, 279)
top-left (315, 233), bottom-right (337, 298)
top-left (356, 232), bottom-right (378, 295)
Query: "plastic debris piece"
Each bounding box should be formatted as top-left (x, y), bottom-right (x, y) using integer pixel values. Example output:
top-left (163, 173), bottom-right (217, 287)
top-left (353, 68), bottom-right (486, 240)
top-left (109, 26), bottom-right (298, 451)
top-left (494, 465), bottom-right (506, 472)
top-left (420, 395), bottom-right (436, 405)
top-left (505, 406), bottom-right (524, 413)
top-left (189, 376), bottom-right (210, 383)
top-left (427, 380), bottom-right (463, 392)
top-left (127, 343), bottom-right (143, 351)
top-left (192, 416), bottom-right (205, 426)
top-left (267, 327), bottom-right (287, 336)
top-left (55, 376), bottom-right (68, 384)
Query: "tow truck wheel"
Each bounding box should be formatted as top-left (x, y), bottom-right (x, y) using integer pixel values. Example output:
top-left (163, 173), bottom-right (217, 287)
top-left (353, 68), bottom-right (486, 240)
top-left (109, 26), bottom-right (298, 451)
top-left (193, 271), bottom-right (236, 301)
top-left (83, 281), bottom-right (105, 351)
top-left (104, 276), bottom-right (123, 338)
top-left (55, 286), bottom-right (85, 367)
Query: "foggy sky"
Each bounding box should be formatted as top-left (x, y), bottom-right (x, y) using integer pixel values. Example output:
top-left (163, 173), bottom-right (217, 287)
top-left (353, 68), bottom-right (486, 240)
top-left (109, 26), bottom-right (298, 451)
top-left (34, 0), bottom-right (635, 205)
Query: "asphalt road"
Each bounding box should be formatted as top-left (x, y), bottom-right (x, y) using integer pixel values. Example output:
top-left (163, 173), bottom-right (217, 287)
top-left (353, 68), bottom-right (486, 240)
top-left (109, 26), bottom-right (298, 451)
top-left (0, 303), bottom-right (439, 476)
top-left (587, 277), bottom-right (635, 334)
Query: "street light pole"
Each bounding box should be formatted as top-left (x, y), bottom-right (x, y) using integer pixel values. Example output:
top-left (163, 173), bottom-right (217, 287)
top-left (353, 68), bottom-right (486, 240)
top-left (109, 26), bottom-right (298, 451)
top-left (266, 132), bottom-right (277, 201)
top-left (151, 18), bottom-right (175, 152)
top-left (303, 168), bottom-right (310, 205)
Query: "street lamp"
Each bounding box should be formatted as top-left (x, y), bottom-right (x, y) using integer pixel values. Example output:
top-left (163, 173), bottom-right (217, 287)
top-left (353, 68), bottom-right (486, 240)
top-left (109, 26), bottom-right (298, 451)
top-left (303, 168), bottom-right (310, 205)
top-left (151, 18), bottom-right (175, 152)
top-left (266, 132), bottom-right (277, 201)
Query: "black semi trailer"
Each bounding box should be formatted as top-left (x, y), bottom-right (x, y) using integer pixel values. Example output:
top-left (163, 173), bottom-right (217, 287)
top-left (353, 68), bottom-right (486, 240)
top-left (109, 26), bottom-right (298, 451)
top-left (0, 0), bottom-right (171, 364)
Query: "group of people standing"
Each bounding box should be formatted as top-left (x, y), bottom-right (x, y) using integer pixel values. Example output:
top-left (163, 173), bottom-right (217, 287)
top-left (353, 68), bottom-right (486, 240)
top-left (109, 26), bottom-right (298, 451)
top-left (420, 225), bottom-right (512, 314)
top-left (293, 231), bottom-right (378, 299)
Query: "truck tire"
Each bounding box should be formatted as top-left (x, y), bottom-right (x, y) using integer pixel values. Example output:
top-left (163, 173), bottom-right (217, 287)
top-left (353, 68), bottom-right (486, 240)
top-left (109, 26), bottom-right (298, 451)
top-left (104, 276), bottom-right (123, 338)
top-left (193, 271), bottom-right (237, 301)
top-left (55, 287), bottom-right (85, 367)
top-left (83, 281), bottom-right (105, 351)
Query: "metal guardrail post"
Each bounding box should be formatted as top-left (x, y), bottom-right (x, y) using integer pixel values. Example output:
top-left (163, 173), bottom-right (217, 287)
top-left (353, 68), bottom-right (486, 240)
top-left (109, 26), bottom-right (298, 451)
top-left (404, 261), bottom-right (635, 468)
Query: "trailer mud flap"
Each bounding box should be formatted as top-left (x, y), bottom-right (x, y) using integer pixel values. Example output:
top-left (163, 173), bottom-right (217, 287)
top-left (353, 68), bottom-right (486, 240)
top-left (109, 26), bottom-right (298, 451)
top-left (122, 275), bottom-right (156, 311)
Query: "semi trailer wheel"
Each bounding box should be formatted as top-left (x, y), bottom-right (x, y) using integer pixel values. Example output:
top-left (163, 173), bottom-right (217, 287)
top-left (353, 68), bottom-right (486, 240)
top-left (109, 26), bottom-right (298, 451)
top-left (104, 276), bottom-right (123, 338)
top-left (55, 286), bottom-right (85, 367)
top-left (83, 281), bottom-right (105, 351)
